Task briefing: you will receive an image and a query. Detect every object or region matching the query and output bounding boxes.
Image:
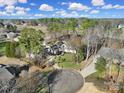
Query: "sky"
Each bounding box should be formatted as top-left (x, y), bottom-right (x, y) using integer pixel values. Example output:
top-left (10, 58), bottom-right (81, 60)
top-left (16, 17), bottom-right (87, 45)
top-left (0, 0), bottom-right (124, 19)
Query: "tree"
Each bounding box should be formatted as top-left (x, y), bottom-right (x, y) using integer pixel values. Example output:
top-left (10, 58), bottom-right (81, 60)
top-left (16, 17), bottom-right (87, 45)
top-left (81, 19), bottom-right (98, 61)
top-left (47, 22), bottom-right (63, 38)
top-left (5, 42), bottom-right (17, 57)
top-left (5, 42), bottom-right (10, 57)
top-left (76, 48), bottom-right (85, 63)
top-left (66, 19), bottom-right (77, 35)
top-left (95, 57), bottom-right (107, 78)
top-left (19, 28), bottom-right (44, 56)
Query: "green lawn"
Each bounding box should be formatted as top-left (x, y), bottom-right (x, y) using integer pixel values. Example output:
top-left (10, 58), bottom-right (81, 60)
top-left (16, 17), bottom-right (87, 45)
top-left (0, 42), bottom-right (6, 55)
top-left (55, 53), bottom-right (81, 69)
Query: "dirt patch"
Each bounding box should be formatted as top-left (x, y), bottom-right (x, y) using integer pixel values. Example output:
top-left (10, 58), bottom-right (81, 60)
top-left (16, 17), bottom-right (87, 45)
top-left (77, 82), bottom-right (107, 93)
top-left (0, 56), bottom-right (27, 66)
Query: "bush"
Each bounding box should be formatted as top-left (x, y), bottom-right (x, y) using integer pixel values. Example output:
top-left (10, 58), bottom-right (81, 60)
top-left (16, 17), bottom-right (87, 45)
top-left (5, 42), bottom-right (18, 57)
top-left (0, 42), bottom-right (6, 56)
top-left (76, 46), bottom-right (86, 63)
top-left (95, 57), bottom-right (107, 78)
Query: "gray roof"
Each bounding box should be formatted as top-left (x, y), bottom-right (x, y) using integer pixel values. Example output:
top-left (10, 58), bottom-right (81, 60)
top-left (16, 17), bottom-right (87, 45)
top-left (48, 69), bottom-right (84, 93)
top-left (97, 47), bottom-right (124, 64)
top-left (97, 47), bottom-right (114, 59)
top-left (0, 68), bottom-right (14, 81)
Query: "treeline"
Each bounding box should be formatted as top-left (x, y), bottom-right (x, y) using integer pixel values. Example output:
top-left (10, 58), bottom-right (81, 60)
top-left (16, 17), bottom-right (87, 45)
top-left (1, 18), bottom-right (124, 26)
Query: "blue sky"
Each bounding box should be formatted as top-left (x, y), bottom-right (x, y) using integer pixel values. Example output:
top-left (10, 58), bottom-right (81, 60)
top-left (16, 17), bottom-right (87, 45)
top-left (0, 0), bottom-right (124, 19)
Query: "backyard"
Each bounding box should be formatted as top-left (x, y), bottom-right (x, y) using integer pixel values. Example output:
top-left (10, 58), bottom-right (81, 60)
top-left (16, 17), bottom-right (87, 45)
top-left (55, 53), bottom-right (81, 69)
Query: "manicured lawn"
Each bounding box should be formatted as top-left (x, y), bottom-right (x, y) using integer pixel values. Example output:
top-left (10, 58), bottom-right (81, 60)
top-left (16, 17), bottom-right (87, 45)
top-left (55, 53), bottom-right (81, 69)
top-left (0, 42), bottom-right (6, 55)
top-left (59, 62), bottom-right (80, 69)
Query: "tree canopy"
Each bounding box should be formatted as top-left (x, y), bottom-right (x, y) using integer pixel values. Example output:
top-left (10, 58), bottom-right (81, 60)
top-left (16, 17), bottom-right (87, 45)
top-left (95, 57), bottom-right (107, 77)
top-left (81, 19), bottom-right (97, 30)
top-left (19, 28), bottom-right (44, 54)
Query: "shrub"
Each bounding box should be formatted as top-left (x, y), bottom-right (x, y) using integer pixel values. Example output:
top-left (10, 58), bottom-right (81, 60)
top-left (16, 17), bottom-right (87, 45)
top-left (95, 57), bottom-right (107, 78)
top-left (5, 42), bottom-right (18, 57)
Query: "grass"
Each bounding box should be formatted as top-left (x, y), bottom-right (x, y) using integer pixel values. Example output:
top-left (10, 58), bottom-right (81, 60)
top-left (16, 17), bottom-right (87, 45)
top-left (59, 62), bottom-right (80, 69)
top-left (0, 42), bottom-right (6, 55)
top-left (55, 53), bottom-right (81, 69)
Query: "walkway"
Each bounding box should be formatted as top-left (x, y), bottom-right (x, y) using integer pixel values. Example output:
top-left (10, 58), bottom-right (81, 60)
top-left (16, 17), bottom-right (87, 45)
top-left (80, 56), bottom-right (97, 78)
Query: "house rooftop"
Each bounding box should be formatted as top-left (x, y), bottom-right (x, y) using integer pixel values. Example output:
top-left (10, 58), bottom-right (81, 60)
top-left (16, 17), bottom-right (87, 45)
top-left (97, 47), bottom-right (124, 64)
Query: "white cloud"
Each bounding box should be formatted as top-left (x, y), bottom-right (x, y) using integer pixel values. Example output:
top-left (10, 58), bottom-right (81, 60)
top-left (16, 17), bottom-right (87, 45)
top-left (55, 10), bottom-right (79, 17)
top-left (18, 0), bottom-right (27, 3)
top-left (61, 2), bottom-right (68, 5)
top-left (68, 3), bottom-right (91, 11)
top-left (30, 3), bottom-right (36, 6)
top-left (15, 6), bottom-right (30, 15)
top-left (0, 11), bottom-right (8, 16)
top-left (0, 0), bottom-right (17, 6)
top-left (16, 10), bottom-right (26, 15)
top-left (113, 4), bottom-right (124, 9)
top-left (80, 14), bottom-right (89, 17)
top-left (25, 8), bottom-right (30, 11)
top-left (34, 14), bottom-right (45, 17)
top-left (0, 0), bottom-right (4, 7)
top-left (102, 4), bottom-right (113, 9)
top-left (15, 6), bottom-right (30, 11)
top-left (5, 5), bottom-right (15, 13)
top-left (16, 6), bottom-right (24, 11)
top-left (102, 4), bottom-right (124, 9)
top-left (90, 10), bottom-right (99, 14)
top-left (70, 11), bottom-right (79, 17)
top-left (39, 4), bottom-right (54, 11)
top-left (0, 5), bottom-right (30, 17)
top-left (0, 0), bottom-right (28, 7)
top-left (91, 0), bottom-right (105, 6)
top-left (4, 0), bottom-right (17, 5)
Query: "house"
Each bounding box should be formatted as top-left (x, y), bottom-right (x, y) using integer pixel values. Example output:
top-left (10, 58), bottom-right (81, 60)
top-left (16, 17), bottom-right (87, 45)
top-left (0, 67), bottom-right (14, 82)
top-left (117, 24), bottom-right (124, 29)
top-left (44, 41), bottom-right (76, 56)
top-left (0, 22), bottom-right (4, 27)
top-left (44, 44), bottom-right (63, 55)
top-left (0, 32), bottom-right (20, 42)
top-left (0, 64), bottom-right (29, 78)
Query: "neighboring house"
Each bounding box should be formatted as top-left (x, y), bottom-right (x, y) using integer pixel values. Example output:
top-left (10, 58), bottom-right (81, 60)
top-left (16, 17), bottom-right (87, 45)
top-left (0, 22), bottom-right (4, 27)
top-left (7, 32), bottom-right (20, 41)
top-left (0, 64), bottom-right (29, 78)
top-left (0, 32), bottom-right (20, 42)
top-left (117, 24), bottom-right (124, 29)
top-left (0, 67), bottom-right (14, 82)
top-left (0, 64), bottom-right (30, 93)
